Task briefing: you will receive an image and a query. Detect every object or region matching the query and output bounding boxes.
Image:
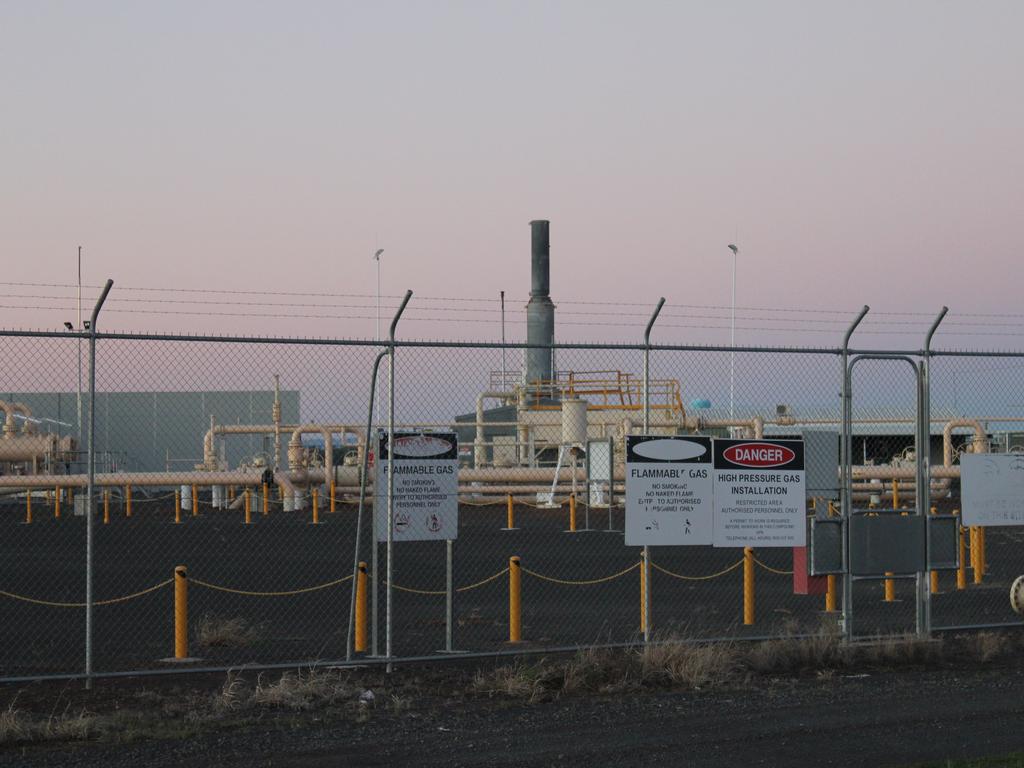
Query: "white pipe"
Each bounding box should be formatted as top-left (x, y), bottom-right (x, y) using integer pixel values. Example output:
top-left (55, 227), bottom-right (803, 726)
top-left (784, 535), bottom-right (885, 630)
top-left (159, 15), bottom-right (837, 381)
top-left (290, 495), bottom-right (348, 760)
top-left (287, 424), bottom-right (366, 487)
top-left (9, 403), bottom-right (33, 434)
top-left (0, 468), bottom-right (327, 488)
top-left (0, 401), bottom-right (17, 438)
top-left (943, 418), bottom-right (988, 467)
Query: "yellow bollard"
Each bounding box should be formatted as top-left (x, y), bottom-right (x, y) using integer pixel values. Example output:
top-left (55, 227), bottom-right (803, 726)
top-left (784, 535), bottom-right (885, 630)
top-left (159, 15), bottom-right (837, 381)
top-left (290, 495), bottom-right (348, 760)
top-left (568, 494), bottom-right (577, 532)
top-left (244, 488), bottom-right (252, 525)
top-left (825, 574), bottom-right (837, 612)
top-left (262, 482), bottom-right (269, 516)
top-left (355, 561), bottom-right (368, 652)
top-left (978, 527), bottom-right (987, 577)
top-left (640, 553), bottom-right (647, 633)
top-left (103, 490), bottom-right (110, 525)
top-left (192, 484), bottom-right (198, 517)
top-left (506, 493), bottom-right (515, 530)
top-left (509, 556), bottom-right (521, 642)
top-left (54, 487), bottom-right (61, 519)
top-left (971, 527), bottom-right (983, 584)
top-left (312, 488), bottom-right (320, 524)
top-left (174, 489), bottom-right (181, 524)
top-left (883, 484), bottom-right (899, 601)
top-left (957, 522), bottom-right (967, 590)
top-left (125, 484), bottom-right (132, 518)
top-left (330, 482), bottom-right (336, 513)
top-left (743, 547), bottom-right (755, 626)
top-left (174, 565), bottom-right (188, 659)
top-left (228, 485), bottom-right (235, 504)
top-left (25, 492), bottom-right (32, 524)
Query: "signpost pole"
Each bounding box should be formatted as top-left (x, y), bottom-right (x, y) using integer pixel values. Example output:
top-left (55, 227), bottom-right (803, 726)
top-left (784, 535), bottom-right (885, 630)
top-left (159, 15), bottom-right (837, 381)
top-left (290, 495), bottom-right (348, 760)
top-left (445, 538), bottom-right (454, 653)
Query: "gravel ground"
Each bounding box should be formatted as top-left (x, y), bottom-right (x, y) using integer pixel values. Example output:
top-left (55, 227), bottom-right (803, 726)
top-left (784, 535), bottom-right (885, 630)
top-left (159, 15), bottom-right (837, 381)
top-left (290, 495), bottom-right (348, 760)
top-left (5, 654), bottom-right (1024, 768)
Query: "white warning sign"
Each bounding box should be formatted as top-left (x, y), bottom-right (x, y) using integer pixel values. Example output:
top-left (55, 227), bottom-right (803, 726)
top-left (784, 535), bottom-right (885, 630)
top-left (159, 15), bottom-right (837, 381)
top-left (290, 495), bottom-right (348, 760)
top-left (625, 435), bottom-right (713, 546)
top-left (712, 438), bottom-right (806, 547)
top-left (962, 453), bottom-right (1024, 527)
top-left (375, 431), bottom-right (459, 542)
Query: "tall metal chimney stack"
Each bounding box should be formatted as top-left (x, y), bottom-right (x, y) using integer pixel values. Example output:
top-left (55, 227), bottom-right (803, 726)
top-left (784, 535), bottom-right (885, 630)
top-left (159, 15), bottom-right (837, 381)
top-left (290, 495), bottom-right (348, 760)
top-left (525, 220), bottom-right (555, 387)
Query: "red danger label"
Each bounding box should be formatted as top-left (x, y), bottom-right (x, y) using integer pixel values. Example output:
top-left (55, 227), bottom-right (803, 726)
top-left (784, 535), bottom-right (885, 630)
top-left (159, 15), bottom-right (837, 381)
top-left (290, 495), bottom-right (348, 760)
top-left (722, 443), bottom-right (796, 468)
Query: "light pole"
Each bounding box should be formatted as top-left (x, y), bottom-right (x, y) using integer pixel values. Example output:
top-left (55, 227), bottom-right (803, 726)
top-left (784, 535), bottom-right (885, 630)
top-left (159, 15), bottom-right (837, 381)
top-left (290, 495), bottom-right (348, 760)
top-left (726, 244), bottom-right (738, 420)
top-left (77, 246), bottom-right (83, 471)
top-left (500, 290), bottom-right (506, 386)
top-left (374, 249), bottom-right (384, 425)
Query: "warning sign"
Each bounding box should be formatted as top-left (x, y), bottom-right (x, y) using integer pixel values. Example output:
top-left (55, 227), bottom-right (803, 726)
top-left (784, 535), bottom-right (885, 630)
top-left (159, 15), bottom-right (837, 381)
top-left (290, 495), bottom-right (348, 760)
top-left (962, 454), bottom-right (1024, 527)
top-left (375, 431), bottom-right (459, 542)
top-left (625, 435), bottom-right (713, 546)
top-left (712, 438), bottom-right (806, 547)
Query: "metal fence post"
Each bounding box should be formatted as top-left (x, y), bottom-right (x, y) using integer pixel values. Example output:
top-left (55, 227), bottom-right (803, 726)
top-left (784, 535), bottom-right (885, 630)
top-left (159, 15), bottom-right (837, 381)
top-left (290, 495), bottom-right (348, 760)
top-left (346, 349), bottom-right (388, 661)
top-left (840, 306), bottom-right (869, 643)
top-left (918, 307), bottom-right (948, 638)
top-left (85, 279), bottom-right (113, 687)
top-left (642, 297), bottom-right (665, 644)
top-left (386, 291), bottom-right (412, 672)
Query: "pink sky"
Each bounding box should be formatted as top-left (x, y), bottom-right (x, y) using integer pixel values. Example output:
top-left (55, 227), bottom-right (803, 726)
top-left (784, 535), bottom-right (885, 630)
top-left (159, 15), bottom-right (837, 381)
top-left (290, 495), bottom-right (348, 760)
top-left (2, 1), bottom-right (1022, 349)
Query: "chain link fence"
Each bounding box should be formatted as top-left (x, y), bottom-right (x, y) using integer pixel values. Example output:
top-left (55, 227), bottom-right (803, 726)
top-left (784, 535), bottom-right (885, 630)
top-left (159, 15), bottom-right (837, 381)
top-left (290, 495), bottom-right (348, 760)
top-left (1, 326), bottom-right (1022, 681)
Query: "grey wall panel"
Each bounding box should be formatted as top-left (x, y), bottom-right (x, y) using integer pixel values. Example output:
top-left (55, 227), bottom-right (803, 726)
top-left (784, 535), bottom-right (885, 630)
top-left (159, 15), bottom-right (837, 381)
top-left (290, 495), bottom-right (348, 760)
top-left (6, 391), bottom-right (299, 473)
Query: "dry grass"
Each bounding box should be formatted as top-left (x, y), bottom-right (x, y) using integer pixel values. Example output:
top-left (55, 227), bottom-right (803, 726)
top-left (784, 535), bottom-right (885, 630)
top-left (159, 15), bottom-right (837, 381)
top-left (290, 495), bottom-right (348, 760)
top-left (211, 667), bottom-right (358, 712)
top-left (251, 668), bottom-right (355, 710)
top-left (0, 698), bottom-right (98, 746)
top-left (639, 638), bottom-right (741, 688)
top-left (469, 625), bottom-right (1015, 703)
top-left (5, 628), bottom-right (1023, 746)
top-left (472, 660), bottom-right (547, 700)
top-left (744, 627), bottom-right (845, 675)
top-left (961, 631), bottom-right (1014, 663)
top-left (0, 701), bottom-right (30, 744)
top-left (195, 613), bottom-right (265, 649)
top-left (857, 635), bottom-right (940, 666)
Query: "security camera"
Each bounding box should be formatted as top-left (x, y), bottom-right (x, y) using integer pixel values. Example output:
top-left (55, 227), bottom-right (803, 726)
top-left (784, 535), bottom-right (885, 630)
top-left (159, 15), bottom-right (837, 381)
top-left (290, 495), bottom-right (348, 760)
top-left (83, 321), bottom-right (91, 330)
top-left (63, 322), bottom-right (74, 331)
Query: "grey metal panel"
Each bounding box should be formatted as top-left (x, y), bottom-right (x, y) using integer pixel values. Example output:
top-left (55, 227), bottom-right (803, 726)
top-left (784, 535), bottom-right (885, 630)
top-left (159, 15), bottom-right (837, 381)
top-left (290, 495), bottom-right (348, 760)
top-left (803, 430), bottom-right (839, 500)
top-left (850, 515), bottom-right (925, 575)
top-left (6, 390), bottom-right (299, 473)
top-left (110, 392), bottom-right (155, 472)
top-left (928, 516), bottom-right (960, 570)
top-left (154, 391), bottom-right (200, 469)
top-left (809, 518), bottom-right (843, 575)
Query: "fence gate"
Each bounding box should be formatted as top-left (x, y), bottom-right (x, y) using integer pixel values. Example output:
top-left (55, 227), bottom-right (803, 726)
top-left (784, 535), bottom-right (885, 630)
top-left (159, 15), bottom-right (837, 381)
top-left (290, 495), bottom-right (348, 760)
top-left (840, 354), bottom-right (930, 640)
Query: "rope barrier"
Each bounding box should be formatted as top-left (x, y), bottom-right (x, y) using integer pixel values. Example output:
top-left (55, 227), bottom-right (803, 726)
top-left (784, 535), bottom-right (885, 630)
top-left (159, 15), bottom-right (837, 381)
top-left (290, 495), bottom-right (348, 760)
top-left (522, 562), bottom-right (639, 586)
top-left (189, 575), bottom-right (352, 597)
top-left (0, 579), bottom-right (173, 608)
top-left (379, 567), bottom-right (511, 596)
top-left (752, 556), bottom-right (793, 576)
top-left (519, 499), bottom-right (568, 509)
top-left (133, 492), bottom-right (177, 503)
top-left (650, 559), bottom-right (744, 581)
